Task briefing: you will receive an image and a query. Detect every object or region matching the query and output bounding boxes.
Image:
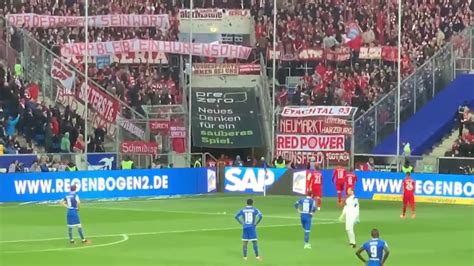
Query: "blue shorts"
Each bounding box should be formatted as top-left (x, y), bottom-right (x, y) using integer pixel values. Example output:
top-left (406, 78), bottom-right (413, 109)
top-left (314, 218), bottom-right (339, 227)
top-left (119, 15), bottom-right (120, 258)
top-left (368, 260), bottom-right (382, 266)
top-left (67, 211), bottom-right (81, 227)
top-left (300, 216), bottom-right (312, 232)
top-left (242, 227), bottom-right (257, 241)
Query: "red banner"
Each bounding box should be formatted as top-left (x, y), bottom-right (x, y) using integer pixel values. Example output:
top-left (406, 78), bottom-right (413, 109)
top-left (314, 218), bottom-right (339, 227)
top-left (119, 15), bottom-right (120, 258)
top-left (358, 46), bottom-right (399, 61)
top-left (150, 120), bottom-right (170, 133)
top-left (77, 82), bottom-right (120, 123)
top-left (121, 141), bottom-right (159, 155)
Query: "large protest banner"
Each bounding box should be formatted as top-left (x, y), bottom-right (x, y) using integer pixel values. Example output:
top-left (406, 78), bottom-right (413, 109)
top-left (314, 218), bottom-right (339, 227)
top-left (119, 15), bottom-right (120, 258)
top-left (60, 39), bottom-right (252, 59)
top-left (276, 106), bottom-right (356, 167)
top-left (6, 14), bottom-right (169, 29)
top-left (191, 87), bottom-right (263, 148)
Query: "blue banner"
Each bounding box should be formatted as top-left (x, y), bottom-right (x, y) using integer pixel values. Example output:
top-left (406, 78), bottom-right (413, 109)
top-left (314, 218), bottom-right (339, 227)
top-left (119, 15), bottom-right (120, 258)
top-left (224, 167), bottom-right (474, 204)
top-left (0, 155), bottom-right (37, 172)
top-left (87, 153), bottom-right (117, 170)
top-left (347, 171), bottom-right (474, 204)
top-left (96, 56), bottom-right (111, 69)
top-left (0, 168), bottom-right (211, 202)
top-left (224, 167), bottom-right (287, 193)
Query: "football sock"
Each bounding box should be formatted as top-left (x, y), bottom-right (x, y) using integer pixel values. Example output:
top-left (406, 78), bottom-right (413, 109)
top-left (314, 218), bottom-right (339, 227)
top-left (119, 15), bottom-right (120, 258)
top-left (347, 229), bottom-right (356, 244)
top-left (304, 231), bottom-right (310, 244)
top-left (402, 204), bottom-right (407, 216)
top-left (337, 192), bottom-right (342, 203)
top-left (78, 228), bottom-right (85, 240)
top-left (68, 227), bottom-right (73, 240)
top-left (252, 242), bottom-right (259, 257)
top-left (243, 243), bottom-right (248, 257)
top-left (317, 198), bottom-right (321, 208)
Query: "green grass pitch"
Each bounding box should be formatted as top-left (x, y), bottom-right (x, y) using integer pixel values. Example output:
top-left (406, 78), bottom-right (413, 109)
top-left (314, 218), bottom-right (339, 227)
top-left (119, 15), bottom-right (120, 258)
top-left (0, 194), bottom-right (473, 265)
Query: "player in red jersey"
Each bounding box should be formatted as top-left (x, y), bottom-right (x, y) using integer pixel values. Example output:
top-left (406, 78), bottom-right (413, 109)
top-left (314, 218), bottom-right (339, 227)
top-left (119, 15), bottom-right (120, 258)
top-left (344, 169), bottom-right (358, 196)
top-left (400, 172), bottom-right (416, 219)
top-left (306, 164), bottom-right (323, 210)
top-left (332, 166), bottom-right (346, 205)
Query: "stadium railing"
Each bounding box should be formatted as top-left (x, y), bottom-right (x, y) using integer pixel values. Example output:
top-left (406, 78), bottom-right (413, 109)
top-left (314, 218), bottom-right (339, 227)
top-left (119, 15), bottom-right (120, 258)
top-left (354, 42), bottom-right (455, 154)
top-left (0, 152), bottom-right (214, 172)
top-left (454, 26), bottom-right (474, 75)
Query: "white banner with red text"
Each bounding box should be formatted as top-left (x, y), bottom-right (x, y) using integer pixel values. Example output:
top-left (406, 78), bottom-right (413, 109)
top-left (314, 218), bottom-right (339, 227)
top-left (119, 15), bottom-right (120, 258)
top-left (178, 9), bottom-right (252, 34)
top-left (358, 46), bottom-right (399, 61)
top-left (50, 59), bottom-right (75, 91)
top-left (268, 46), bottom-right (399, 62)
top-left (61, 39), bottom-right (252, 59)
top-left (276, 106), bottom-right (355, 167)
top-left (192, 63), bottom-right (260, 75)
top-left (6, 14), bottom-right (169, 29)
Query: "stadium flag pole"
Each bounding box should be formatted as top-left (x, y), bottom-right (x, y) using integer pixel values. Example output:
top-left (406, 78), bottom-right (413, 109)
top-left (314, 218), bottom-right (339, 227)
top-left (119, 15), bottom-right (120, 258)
top-left (271, 0), bottom-right (277, 159)
top-left (187, 0), bottom-right (194, 158)
top-left (84, 0), bottom-right (89, 164)
top-left (263, 163), bottom-right (267, 197)
top-left (396, 0), bottom-right (402, 171)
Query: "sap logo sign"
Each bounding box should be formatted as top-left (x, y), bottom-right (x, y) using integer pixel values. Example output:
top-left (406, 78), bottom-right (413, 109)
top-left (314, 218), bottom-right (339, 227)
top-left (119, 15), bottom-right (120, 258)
top-left (225, 168), bottom-right (275, 193)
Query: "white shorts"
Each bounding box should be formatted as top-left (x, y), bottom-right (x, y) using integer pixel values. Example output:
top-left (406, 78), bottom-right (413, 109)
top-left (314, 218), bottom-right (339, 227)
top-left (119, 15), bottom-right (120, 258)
top-left (345, 216), bottom-right (357, 231)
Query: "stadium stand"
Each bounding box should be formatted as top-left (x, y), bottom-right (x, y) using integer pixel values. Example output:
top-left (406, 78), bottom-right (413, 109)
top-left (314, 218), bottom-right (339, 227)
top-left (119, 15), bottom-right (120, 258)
top-left (0, 0), bottom-right (471, 158)
top-left (262, 0), bottom-right (471, 112)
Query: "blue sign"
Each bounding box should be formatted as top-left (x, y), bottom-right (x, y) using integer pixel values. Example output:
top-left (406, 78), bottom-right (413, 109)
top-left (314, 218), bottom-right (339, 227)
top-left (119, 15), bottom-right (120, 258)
top-left (0, 155), bottom-right (37, 172)
top-left (0, 168), bottom-right (211, 202)
top-left (224, 167), bottom-right (287, 193)
top-left (347, 171), bottom-right (474, 200)
top-left (95, 56), bottom-right (111, 69)
top-left (87, 153), bottom-right (117, 170)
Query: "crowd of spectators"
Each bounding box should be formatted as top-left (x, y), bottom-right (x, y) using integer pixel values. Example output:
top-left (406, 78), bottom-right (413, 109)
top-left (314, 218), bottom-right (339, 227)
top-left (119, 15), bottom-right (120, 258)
top-left (0, 65), bottom-right (108, 156)
top-left (255, 0), bottom-right (472, 111)
top-left (449, 104), bottom-right (474, 157)
top-left (0, 0), bottom-right (472, 159)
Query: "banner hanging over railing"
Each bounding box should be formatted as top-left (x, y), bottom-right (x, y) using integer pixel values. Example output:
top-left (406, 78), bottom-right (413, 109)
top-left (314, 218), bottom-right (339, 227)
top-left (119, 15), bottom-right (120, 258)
top-left (268, 46), bottom-right (399, 62)
top-left (50, 59), bottom-right (75, 91)
top-left (60, 39), bottom-right (253, 59)
top-left (6, 13), bottom-right (170, 29)
top-left (276, 106), bottom-right (356, 166)
top-left (192, 63), bottom-right (260, 75)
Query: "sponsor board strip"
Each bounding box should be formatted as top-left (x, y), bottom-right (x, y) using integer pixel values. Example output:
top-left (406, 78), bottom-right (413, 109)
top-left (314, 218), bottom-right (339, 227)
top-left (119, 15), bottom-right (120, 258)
top-left (372, 194), bottom-right (474, 205)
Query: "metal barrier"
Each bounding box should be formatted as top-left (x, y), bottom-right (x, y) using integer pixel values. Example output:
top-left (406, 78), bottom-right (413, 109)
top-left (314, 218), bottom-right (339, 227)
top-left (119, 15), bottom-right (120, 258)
top-left (438, 156), bottom-right (474, 174)
top-left (354, 43), bottom-right (454, 153)
top-left (0, 152), bottom-right (212, 172)
top-left (454, 26), bottom-right (474, 76)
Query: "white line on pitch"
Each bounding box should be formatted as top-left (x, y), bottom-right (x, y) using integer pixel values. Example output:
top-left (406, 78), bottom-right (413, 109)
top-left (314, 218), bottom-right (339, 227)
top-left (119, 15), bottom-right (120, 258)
top-left (0, 222), bottom-right (337, 245)
top-left (2, 234), bottom-right (129, 254)
top-left (83, 206), bottom-right (338, 222)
